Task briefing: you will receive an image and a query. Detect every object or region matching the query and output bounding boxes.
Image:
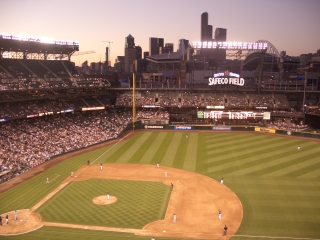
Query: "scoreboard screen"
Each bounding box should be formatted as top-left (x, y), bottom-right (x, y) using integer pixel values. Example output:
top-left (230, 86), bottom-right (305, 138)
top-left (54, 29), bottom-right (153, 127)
top-left (197, 111), bottom-right (270, 120)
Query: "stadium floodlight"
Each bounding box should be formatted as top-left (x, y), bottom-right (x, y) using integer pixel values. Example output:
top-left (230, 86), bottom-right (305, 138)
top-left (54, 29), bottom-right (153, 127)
top-left (0, 34), bottom-right (79, 46)
top-left (192, 41), bottom-right (268, 50)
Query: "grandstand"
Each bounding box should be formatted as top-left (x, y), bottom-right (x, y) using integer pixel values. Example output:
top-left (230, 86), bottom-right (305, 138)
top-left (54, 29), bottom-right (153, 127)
top-left (0, 34), bottom-right (319, 185)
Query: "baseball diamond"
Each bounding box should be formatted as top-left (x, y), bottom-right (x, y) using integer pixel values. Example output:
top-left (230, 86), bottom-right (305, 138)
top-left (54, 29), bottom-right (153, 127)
top-left (0, 131), bottom-right (320, 240)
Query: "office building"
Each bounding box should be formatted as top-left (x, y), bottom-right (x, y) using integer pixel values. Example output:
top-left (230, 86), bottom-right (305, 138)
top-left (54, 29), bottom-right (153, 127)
top-left (149, 37), bottom-right (164, 56)
top-left (124, 34), bottom-right (136, 72)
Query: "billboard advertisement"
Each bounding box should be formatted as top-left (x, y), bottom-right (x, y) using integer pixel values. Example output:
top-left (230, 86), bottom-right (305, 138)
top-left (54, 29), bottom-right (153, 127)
top-left (174, 126), bottom-right (194, 130)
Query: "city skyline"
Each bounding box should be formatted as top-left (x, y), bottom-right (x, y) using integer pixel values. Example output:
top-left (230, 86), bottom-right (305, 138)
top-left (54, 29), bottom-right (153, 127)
top-left (1, 0), bottom-right (320, 66)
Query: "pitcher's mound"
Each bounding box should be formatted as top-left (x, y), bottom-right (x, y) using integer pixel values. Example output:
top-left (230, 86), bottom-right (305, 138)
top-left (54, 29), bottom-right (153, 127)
top-left (93, 196), bottom-right (117, 205)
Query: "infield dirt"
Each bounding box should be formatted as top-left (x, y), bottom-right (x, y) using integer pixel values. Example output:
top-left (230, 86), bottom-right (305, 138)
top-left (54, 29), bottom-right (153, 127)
top-left (0, 163), bottom-right (243, 240)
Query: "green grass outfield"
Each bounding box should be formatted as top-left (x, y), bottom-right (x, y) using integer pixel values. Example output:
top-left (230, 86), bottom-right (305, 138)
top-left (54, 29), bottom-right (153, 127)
top-left (1, 131), bottom-right (320, 240)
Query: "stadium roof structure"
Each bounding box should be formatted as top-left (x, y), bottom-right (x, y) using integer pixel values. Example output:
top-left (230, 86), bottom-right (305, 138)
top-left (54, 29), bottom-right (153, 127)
top-left (0, 34), bottom-right (79, 60)
top-left (146, 52), bottom-right (182, 63)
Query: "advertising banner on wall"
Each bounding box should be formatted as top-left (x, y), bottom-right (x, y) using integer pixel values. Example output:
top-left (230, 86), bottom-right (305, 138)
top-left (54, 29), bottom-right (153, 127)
top-left (212, 126), bottom-right (232, 131)
top-left (144, 125), bottom-right (164, 129)
top-left (174, 126), bottom-right (194, 130)
top-left (254, 127), bottom-right (275, 133)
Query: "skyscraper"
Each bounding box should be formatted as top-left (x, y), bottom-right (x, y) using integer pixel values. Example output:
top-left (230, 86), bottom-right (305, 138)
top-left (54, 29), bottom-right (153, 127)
top-left (214, 28), bottom-right (227, 63)
top-left (125, 34), bottom-right (135, 48)
top-left (124, 34), bottom-right (136, 72)
top-left (149, 37), bottom-right (164, 56)
top-left (214, 28), bottom-right (227, 42)
top-left (201, 12), bottom-right (208, 42)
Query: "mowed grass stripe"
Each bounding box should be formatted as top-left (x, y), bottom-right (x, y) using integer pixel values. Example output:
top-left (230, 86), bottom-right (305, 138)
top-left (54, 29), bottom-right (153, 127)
top-left (206, 134), bottom-right (270, 155)
top-left (161, 132), bottom-right (182, 167)
top-left (37, 179), bottom-right (169, 228)
top-left (149, 132), bottom-right (172, 166)
top-left (263, 151), bottom-right (320, 177)
top-left (206, 136), bottom-right (300, 164)
top-left (183, 133), bottom-right (198, 171)
top-left (172, 133), bottom-right (188, 169)
top-left (205, 132), bottom-right (257, 143)
top-left (206, 137), bottom-right (296, 170)
top-left (246, 145), bottom-right (320, 176)
top-left (298, 167), bottom-right (320, 179)
top-left (127, 132), bottom-right (159, 163)
top-left (205, 134), bottom-right (261, 155)
top-left (196, 132), bottom-right (209, 173)
top-left (223, 144), bottom-right (319, 176)
top-left (115, 132), bottom-right (152, 163)
top-left (208, 135), bottom-right (302, 161)
top-left (139, 132), bottom-right (165, 164)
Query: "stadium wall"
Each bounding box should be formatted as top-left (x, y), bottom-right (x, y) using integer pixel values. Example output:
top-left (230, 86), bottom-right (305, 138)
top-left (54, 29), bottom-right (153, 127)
top-left (140, 122), bottom-right (320, 139)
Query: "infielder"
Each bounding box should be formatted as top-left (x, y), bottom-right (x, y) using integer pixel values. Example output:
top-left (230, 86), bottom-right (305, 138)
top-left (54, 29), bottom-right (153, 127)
top-left (164, 171), bottom-right (168, 177)
top-left (220, 177), bottom-right (224, 184)
top-left (218, 209), bottom-right (222, 220)
top-left (223, 225), bottom-right (228, 236)
top-left (46, 177), bottom-right (49, 184)
top-left (173, 213), bottom-right (177, 223)
top-left (100, 163), bottom-right (103, 170)
top-left (107, 191), bottom-right (110, 200)
top-left (156, 162), bottom-right (160, 168)
top-left (14, 210), bottom-right (18, 221)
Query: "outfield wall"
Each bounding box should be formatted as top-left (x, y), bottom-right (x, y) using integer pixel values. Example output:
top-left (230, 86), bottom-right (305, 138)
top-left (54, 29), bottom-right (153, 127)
top-left (140, 122), bottom-right (320, 139)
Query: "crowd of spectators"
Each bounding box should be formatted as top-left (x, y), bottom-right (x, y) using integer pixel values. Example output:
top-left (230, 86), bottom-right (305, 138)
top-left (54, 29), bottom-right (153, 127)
top-left (267, 118), bottom-right (309, 132)
top-left (136, 110), bottom-right (169, 120)
top-left (114, 91), bottom-right (291, 109)
top-left (0, 110), bottom-right (132, 184)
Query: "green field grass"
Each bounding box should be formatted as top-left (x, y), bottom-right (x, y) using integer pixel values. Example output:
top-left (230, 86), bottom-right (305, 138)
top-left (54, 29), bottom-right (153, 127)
top-left (1, 131), bottom-right (320, 240)
top-left (37, 179), bottom-right (171, 228)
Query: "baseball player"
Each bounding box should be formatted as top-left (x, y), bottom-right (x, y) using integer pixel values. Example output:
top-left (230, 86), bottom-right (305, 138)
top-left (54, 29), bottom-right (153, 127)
top-left (100, 163), bottom-right (103, 170)
top-left (173, 213), bottom-right (177, 223)
top-left (218, 209), bottom-right (222, 220)
top-left (14, 210), bottom-right (18, 221)
top-left (0, 215), bottom-right (2, 226)
top-left (223, 225), bottom-right (228, 236)
top-left (220, 177), bottom-right (224, 184)
top-left (298, 145), bottom-right (300, 150)
top-left (107, 191), bottom-right (110, 200)
top-left (5, 215), bottom-right (8, 224)
top-left (164, 171), bottom-right (168, 177)
top-left (46, 177), bottom-right (49, 184)
top-left (156, 162), bottom-right (160, 168)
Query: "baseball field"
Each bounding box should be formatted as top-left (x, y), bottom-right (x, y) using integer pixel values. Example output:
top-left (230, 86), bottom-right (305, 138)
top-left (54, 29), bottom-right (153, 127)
top-left (0, 131), bottom-right (320, 240)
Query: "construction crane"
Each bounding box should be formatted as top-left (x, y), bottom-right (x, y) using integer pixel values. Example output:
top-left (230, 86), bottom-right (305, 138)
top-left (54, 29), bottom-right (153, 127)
top-left (102, 40), bottom-right (113, 65)
top-left (71, 50), bottom-right (95, 56)
top-left (70, 50), bottom-right (95, 66)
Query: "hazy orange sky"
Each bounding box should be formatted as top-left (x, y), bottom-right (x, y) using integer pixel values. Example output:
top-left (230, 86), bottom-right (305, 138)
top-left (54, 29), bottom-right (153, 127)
top-left (1, 0), bottom-right (319, 66)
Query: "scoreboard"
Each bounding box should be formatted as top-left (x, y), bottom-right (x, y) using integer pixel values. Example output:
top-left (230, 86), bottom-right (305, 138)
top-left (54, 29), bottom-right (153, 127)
top-left (197, 111), bottom-right (271, 120)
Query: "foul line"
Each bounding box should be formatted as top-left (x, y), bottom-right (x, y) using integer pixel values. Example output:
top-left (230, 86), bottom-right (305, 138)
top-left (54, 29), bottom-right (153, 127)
top-left (75, 131), bottom-right (131, 177)
top-left (29, 131), bottom-right (132, 215)
top-left (49, 174), bottom-right (60, 183)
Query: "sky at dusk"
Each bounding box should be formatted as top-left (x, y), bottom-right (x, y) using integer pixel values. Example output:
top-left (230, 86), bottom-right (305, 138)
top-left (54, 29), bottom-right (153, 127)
top-left (1, 0), bottom-right (320, 66)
